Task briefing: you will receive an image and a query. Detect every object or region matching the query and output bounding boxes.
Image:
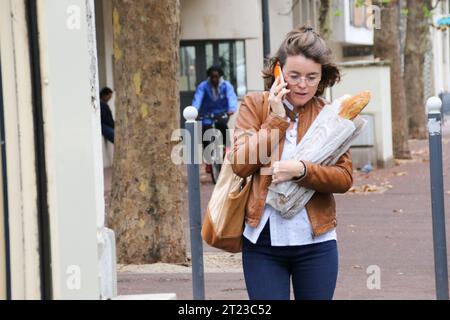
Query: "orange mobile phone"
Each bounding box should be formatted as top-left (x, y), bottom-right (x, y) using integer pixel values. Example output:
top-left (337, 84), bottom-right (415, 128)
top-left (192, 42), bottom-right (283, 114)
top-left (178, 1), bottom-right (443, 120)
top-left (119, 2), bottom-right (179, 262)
top-left (273, 61), bottom-right (284, 83)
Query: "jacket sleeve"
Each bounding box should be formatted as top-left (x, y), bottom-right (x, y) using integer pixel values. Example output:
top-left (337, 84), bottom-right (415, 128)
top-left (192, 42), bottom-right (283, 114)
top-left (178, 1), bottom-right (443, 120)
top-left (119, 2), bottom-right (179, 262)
top-left (225, 82), bottom-right (238, 113)
top-left (192, 82), bottom-right (205, 110)
top-left (230, 93), bottom-right (290, 178)
top-left (293, 150), bottom-right (353, 193)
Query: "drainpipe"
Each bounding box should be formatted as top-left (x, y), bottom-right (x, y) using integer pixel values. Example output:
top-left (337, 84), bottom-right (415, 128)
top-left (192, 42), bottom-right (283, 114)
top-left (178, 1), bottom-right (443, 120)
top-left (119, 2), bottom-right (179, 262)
top-left (25, 0), bottom-right (53, 300)
top-left (0, 51), bottom-right (12, 300)
top-left (262, 0), bottom-right (271, 60)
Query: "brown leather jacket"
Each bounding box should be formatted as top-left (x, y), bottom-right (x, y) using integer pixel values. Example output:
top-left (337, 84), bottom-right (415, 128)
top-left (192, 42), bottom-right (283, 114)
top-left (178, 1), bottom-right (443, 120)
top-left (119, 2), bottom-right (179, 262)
top-left (230, 91), bottom-right (353, 237)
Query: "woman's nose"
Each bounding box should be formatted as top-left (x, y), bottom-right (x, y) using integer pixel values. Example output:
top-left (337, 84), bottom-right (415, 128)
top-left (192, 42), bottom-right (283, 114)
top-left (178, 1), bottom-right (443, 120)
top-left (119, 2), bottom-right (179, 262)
top-left (298, 78), bottom-right (307, 88)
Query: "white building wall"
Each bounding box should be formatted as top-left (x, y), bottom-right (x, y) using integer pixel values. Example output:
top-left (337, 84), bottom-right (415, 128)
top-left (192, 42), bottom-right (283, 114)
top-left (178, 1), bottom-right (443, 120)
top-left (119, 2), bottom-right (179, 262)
top-left (100, 0), bottom-right (115, 99)
top-left (96, 0), bottom-right (115, 168)
top-left (269, 0), bottom-right (294, 55)
top-left (37, 0), bottom-right (108, 299)
top-left (432, 27), bottom-right (444, 94)
top-left (0, 0), bottom-right (42, 300)
top-left (180, 0), bottom-right (261, 40)
top-left (332, 0), bottom-right (374, 46)
top-left (180, 0), bottom-right (265, 91)
top-left (0, 0), bottom-right (119, 300)
top-left (331, 61), bottom-right (394, 168)
top-left (432, 0), bottom-right (450, 94)
top-left (444, 0), bottom-right (450, 93)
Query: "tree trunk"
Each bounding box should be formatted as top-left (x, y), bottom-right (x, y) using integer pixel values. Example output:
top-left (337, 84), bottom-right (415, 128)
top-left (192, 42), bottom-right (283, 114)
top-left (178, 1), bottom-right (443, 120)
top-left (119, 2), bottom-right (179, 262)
top-left (108, 0), bottom-right (187, 264)
top-left (404, 0), bottom-right (431, 139)
top-left (318, 0), bottom-right (331, 40)
top-left (374, 0), bottom-right (411, 159)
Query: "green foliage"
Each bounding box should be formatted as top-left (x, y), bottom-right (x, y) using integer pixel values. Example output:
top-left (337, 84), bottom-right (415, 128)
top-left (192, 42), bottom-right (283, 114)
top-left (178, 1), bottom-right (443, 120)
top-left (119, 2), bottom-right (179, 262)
top-left (355, 0), bottom-right (365, 8)
top-left (401, 8), bottom-right (408, 17)
top-left (423, 5), bottom-right (432, 19)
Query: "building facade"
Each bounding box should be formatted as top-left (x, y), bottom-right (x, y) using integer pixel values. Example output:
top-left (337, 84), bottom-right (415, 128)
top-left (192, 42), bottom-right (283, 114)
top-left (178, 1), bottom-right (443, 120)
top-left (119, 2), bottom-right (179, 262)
top-left (1, 0), bottom-right (114, 300)
top-left (431, 0), bottom-right (450, 96)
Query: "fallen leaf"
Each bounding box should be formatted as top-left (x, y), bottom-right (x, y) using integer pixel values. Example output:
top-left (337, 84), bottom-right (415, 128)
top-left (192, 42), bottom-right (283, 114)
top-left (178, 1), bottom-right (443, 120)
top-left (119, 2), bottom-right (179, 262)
top-left (348, 187), bottom-right (358, 193)
top-left (393, 209), bottom-right (404, 213)
top-left (348, 183), bottom-right (389, 194)
top-left (363, 184), bottom-right (381, 192)
top-left (412, 149), bottom-right (428, 156)
top-left (352, 265), bottom-right (363, 270)
top-left (395, 172), bottom-right (408, 176)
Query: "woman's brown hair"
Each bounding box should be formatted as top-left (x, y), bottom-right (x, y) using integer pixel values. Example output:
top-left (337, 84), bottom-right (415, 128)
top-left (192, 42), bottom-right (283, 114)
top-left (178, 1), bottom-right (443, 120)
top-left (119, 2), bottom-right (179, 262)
top-left (262, 25), bottom-right (340, 96)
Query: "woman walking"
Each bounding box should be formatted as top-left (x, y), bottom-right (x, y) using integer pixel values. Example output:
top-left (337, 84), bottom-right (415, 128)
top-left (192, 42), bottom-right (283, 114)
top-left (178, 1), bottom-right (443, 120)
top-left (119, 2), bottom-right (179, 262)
top-left (230, 25), bottom-right (353, 300)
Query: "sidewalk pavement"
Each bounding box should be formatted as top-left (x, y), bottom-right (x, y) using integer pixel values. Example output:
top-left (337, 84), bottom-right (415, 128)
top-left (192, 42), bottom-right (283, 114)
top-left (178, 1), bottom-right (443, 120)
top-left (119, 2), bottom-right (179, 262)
top-left (111, 122), bottom-right (450, 300)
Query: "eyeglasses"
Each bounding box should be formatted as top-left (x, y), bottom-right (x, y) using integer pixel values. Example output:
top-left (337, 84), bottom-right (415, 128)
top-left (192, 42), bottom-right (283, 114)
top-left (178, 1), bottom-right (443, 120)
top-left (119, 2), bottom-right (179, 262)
top-left (284, 73), bottom-right (321, 87)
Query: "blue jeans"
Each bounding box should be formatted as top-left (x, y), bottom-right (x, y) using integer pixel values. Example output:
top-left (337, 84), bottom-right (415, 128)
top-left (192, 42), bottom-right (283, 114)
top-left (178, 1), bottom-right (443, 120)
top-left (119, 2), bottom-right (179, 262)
top-left (242, 221), bottom-right (338, 300)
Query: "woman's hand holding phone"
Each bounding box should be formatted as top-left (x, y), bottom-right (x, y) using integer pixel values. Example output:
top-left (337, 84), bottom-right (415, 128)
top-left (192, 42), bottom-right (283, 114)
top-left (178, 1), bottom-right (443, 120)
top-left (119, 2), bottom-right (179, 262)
top-left (269, 62), bottom-right (290, 118)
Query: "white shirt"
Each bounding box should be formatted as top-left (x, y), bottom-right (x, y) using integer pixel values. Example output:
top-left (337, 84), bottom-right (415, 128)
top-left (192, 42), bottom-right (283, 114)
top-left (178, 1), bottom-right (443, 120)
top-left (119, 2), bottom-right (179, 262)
top-left (243, 112), bottom-right (337, 246)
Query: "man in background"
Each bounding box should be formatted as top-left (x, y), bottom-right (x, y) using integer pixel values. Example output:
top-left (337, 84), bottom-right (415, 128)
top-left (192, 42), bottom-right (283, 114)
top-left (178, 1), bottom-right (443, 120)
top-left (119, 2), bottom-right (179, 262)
top-left (100, 87), bottom-right (115, 144)
top-left (192, 66), bottom-right (238, 173)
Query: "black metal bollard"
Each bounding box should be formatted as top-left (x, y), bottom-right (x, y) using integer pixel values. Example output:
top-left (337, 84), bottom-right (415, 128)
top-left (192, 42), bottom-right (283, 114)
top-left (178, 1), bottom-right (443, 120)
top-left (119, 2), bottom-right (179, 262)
top-left (426, 96), bottom-right (449, 300)
top-left (183, 106), bottom-right (205, 300)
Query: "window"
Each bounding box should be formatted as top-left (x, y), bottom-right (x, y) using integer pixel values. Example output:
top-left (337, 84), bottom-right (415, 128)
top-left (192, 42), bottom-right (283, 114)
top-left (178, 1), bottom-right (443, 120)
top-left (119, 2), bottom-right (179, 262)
top-left (295, 0), bottom-right (318, 29)
top-left (179, 46), bottom-right (197, 92)
top-left (349, 0), bottom-right (372, 29)
top-left (235, 41), bottom-right (246, 97)
top-left (179, 40), bottom-right (247, 97)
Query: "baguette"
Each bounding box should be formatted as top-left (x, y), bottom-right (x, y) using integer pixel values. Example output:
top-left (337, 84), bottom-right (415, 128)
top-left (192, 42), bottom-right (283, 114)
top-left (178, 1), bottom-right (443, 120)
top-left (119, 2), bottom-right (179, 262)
top-left (338, 91), bottom-right (371, 120)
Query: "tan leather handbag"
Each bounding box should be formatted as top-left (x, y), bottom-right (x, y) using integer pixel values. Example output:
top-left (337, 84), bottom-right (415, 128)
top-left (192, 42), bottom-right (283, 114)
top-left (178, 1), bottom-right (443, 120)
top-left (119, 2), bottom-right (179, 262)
top-left (201, 92), bottom-right (270, 253)
top-left (201, 152), bottom-right (252, 253)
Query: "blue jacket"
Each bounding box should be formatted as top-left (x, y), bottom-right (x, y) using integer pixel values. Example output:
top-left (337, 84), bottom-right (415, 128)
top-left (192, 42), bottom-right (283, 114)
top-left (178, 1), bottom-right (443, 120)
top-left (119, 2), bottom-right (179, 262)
top-left (192, 79), bottom-right (238, 125)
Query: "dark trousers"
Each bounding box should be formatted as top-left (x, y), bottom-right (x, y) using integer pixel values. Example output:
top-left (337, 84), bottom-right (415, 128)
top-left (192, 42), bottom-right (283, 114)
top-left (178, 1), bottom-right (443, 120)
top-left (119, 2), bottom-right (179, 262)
top-left (102, 125), bottom-right (114, 144)
top-left (242, 221), bottom-right (338, 300)
top-left (200, 118), bottom-right (229, 151)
